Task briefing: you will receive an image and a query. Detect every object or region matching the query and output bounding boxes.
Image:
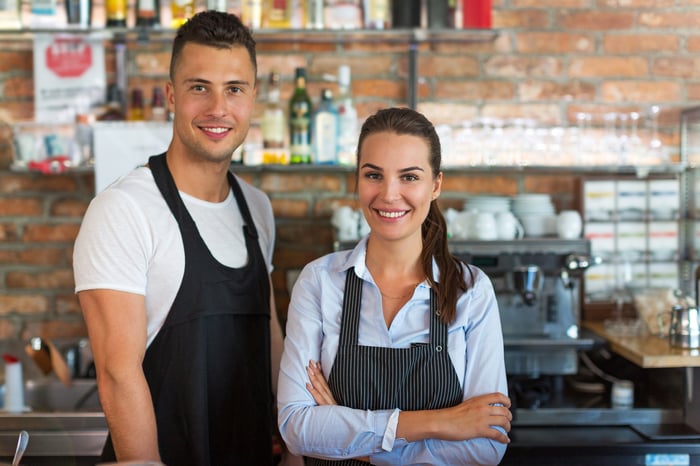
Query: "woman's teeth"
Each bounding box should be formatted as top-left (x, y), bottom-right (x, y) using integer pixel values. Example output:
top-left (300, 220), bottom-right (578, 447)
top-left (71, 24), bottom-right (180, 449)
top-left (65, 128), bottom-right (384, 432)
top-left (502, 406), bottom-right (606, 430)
top-left (378, 210), bottom-right (406, 218)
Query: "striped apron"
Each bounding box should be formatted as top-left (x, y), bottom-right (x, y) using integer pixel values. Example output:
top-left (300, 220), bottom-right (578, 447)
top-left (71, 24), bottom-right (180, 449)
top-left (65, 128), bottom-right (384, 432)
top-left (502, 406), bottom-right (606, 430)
top-left (307, 268), bottom-right (463, 466)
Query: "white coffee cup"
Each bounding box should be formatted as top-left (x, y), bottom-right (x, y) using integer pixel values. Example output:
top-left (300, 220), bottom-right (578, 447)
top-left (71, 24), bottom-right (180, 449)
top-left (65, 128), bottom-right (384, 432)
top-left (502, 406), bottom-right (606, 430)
top-left (496, 211), bottom-right (524, 240)
top-left (557, 210), bottom-right (583, 239)
top-left (470, 211), bottom-right (497, 240)
top-left (3, 360), bottom-right (25, 413)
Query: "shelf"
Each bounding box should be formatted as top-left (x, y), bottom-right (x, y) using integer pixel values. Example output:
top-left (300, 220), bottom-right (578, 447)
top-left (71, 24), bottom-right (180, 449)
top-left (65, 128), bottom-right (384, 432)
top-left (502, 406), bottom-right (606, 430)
top-left (0, 26), bottom-right (498, 44)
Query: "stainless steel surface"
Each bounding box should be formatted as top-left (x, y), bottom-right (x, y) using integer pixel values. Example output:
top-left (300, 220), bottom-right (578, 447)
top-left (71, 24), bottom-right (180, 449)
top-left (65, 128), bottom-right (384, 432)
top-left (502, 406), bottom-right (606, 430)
top-left (450, 239), bottom-right (594, 376)
top-left (0, 413), bottom-right (106, 457)
top-left (0, 379), bottom-right (105, 457)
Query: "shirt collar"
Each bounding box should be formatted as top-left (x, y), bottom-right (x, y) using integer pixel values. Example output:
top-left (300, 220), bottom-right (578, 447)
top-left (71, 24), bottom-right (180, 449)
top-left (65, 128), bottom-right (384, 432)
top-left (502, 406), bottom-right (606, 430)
top-left (336, 235), bottom-right (441, 286)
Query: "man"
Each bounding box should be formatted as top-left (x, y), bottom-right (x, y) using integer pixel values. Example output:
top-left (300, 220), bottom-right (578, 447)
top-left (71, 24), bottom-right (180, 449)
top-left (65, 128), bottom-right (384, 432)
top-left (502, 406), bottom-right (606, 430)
top-left (73, 11), bottom-right (284, 465)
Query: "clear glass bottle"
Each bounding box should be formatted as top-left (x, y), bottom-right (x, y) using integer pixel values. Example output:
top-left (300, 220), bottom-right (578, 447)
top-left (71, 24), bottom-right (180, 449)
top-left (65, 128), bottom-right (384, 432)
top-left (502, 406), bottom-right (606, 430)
top-left (335, 65), bottom-right (357, 166)
top-left (262, 70), bottom-right (288, 164)
top-left (305, 0), bottom-right (323, 29)
top-left (289, 67), bottom-right (312, 164)
top-left (312, 88), bottom-right (339, 164)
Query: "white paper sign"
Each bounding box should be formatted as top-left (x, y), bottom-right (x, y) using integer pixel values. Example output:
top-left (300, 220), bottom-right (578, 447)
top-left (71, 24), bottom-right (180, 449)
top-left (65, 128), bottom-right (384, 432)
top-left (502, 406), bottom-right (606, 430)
top-left (93, 121), bottom-right (172, 194)
top-left (33, 33), bottom-right (106, 123)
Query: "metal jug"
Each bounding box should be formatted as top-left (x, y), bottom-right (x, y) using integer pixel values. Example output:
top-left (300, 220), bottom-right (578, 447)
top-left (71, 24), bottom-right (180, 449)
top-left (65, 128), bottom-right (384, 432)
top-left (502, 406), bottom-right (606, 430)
top-left (667, 305), bottom-right (700, 349)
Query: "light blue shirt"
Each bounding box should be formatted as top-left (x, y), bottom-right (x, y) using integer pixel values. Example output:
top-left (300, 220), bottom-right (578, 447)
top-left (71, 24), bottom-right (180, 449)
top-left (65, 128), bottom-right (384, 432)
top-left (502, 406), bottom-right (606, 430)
top-left (278, 236), bottom-right (509, 465)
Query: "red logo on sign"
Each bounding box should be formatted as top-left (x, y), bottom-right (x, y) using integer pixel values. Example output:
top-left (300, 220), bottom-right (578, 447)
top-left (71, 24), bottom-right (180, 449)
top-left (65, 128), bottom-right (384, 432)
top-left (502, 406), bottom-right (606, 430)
top-left (45, 37), bottom-right (92, 78)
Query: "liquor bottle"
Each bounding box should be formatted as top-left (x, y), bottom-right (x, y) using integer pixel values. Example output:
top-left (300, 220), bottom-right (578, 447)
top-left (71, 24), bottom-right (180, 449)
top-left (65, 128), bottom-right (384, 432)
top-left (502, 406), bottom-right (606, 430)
top-left (129, 88), bottom-right (145, 121)
top-left (136, 0), bottom-right (160, 26)
top-left (150, 86), bottom-right (168, 122)
top-left (289, 67), bottom-right (312, 164)
top-left (263, 0), bottom-right (291, 28)
top-left (105, 0), bottom-right (127, 26)
top-left (241, 0), bottom-right (262, 28)
top-left (171, 0), bottom-right (195, 28)
top-left (363, 0), bottom-right (389, 29)
top-left (207, 0), bottom-right (227, 11)
top-left (261, 70), bottom-right (288, 164)
top-left (312, 88), bottom-right (339, 164)
top-left (305, 0), bottom-right (323, 29)
top-left (335, 65), bottom-right (357, 165)
top-left (98, 85), bottom-right (126, 121)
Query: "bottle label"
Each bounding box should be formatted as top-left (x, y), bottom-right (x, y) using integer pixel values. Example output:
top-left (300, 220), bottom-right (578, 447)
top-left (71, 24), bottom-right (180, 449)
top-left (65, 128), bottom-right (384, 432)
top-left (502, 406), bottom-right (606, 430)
top-left (314, 111), bottom-right (338, 164)
top-left (106, 0), bottom-right (127, 19)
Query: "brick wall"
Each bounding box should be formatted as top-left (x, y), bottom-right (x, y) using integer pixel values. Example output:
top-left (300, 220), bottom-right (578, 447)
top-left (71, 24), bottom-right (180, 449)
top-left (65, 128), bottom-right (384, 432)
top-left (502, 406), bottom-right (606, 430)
top-left (1, 1), bottom-right (699, 336)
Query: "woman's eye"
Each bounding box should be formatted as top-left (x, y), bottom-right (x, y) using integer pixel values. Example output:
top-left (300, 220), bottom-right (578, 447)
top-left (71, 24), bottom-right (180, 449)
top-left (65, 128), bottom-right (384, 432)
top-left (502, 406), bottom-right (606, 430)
top-left (364, 172), bottom-right (381, 180)
top-left (403, 174), bottom-right (419, 181)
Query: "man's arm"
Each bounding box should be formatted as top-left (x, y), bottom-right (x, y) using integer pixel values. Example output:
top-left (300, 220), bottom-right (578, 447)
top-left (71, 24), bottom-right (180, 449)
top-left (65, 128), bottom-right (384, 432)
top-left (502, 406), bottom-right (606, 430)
top-left (79, 289), bottom-right (160, 462)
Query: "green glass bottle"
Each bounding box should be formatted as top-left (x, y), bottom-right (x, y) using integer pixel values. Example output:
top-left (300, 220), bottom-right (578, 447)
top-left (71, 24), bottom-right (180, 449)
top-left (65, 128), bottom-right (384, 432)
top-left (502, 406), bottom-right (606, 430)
top-left (289, 67), bottom-right (312, 164)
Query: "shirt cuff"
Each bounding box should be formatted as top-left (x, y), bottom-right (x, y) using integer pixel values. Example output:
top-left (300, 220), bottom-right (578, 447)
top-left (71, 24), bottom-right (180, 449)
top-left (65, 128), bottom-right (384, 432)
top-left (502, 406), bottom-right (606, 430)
top-left (381, 409), bottom-right (400, 451)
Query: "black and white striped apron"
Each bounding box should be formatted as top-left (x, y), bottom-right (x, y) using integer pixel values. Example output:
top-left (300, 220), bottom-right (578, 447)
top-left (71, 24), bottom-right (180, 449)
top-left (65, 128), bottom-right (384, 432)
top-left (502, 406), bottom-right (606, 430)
top-left (306, 268), bottom-right (463, 466)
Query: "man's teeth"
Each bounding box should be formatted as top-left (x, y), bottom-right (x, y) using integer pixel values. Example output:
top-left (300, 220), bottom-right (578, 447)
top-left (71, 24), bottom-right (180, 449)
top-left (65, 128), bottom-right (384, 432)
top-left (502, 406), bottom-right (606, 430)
top-left (204, 127), bottom-right (228, 133)
top-left (378, 210), bottom-right (405, 218)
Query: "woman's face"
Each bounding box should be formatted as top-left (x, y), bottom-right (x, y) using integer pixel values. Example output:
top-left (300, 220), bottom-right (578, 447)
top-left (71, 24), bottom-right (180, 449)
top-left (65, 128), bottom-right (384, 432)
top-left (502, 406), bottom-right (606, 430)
top-left (357, 131), bottom-right (442, 243)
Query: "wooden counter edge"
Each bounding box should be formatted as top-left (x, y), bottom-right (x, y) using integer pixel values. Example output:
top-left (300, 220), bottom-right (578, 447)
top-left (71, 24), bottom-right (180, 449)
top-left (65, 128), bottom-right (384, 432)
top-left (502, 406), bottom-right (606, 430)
top-left (582, 321), bottom-right (700, 368)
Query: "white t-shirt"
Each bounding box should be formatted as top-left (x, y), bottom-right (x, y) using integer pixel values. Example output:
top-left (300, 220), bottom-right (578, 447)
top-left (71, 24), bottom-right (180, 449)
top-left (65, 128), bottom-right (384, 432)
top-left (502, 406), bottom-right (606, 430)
top-left (73, 166), bottom-right (276, 346)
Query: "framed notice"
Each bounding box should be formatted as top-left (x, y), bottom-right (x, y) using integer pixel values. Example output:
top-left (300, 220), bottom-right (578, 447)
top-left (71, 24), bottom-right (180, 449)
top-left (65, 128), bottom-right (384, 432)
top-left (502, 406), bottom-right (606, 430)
top-left (33, 33), bottom-right (106, 123)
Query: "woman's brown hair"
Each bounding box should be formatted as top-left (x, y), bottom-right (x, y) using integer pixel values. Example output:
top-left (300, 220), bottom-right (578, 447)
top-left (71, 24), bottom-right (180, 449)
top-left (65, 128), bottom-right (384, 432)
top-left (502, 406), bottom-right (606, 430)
top-left (356, 107), bottom-right (469, 324)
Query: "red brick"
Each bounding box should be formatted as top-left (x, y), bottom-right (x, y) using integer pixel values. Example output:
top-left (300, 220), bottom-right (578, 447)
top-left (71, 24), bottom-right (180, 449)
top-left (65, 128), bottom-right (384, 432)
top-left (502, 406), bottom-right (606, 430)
top-left (261, 171), bottom-right (343, 193)
top-left (0, 198), bottom-right (43, 216)
top-left (6, 269), bottom-right (75, 290)
top-left (569, 57), bottom-right (648, 78)
top-left (0, 223), bottom-right (19, 241)
top-left (419, 55), bottom-right (480, 78)
top-left (0, 319), bottom-right (20, 339)
top-left (0, 174), bottom-right (78, 194)
top-left (133, 50), bottom-right (171, 76)
top-left (652, 57), bottom-right (700, 79)
top-left (309, 55), bottom-right (393, 79)
top-left (0, 51), bottom-right (33, 73)
top-left (0, 295), bottom-right (49, 315)
top-left (353, 79), bottom-right (406, 100)
top-left (558, 11), bottom-right (635, 30)
top-left (493, 9), bottom-right (549, 29)
top-left (484, 56), bottom-right (563, 78)
top-left (481, 103), bottom-right (562, 126)
top-left (50, 197), bottom-right (90, 217)
top-left (416, 102), bottom-right (480, 126)
top-left (55, 293), bottom-right (82, 315)
top-left (434, 81), bottom-right (515, 101)
top-left (22, 223), bottom-right (81, 243)
top-left (639, 11), bottom-right (700, 28)
top-left (601, 81), bottom-right (681, 103)
top-left (515, 32), bottom-right (594, 54)
top-left (20, 319), bottom-right (89, 340)
top-left (441, 173), bottom-right (518, 195)
top-left (513, 0), bottom-right (587, 6)
top-left (598, 0), bottom-right (673, 6)
top-left (518, 80), bottom-right (596, 101)
top-left (688, 36), bottom-right (700, 53)
top-left (604, 34), bottom-right (679, 54)
top-left (270, 198), bottom-right (310, 218)
top-left (0, 248), bottom-right (64, 266)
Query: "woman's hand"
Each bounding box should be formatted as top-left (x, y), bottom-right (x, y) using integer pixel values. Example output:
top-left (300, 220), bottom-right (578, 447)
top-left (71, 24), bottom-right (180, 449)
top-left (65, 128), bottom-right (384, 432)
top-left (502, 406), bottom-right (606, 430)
top-left (305, 360), bottom-right (337, 405)
top-left (398, 392), bottom-right (512, 445)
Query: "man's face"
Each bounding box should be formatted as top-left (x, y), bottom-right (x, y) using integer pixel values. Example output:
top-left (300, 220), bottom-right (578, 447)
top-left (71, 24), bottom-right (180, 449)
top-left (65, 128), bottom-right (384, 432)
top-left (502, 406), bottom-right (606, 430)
top-left (166, 43), bottom-right (257, 164)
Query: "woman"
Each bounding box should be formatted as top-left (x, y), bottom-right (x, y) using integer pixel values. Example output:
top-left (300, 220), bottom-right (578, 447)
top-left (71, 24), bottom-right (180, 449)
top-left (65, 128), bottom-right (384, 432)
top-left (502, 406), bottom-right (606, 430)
top-left (277, 107), bottom-right (511, 465)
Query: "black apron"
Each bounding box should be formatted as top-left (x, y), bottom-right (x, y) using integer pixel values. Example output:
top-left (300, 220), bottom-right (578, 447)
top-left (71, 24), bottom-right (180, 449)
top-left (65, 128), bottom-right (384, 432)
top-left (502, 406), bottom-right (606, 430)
top-left (101, 153), bottom-right (274, 466)
top-left (307, 268), bottom-right (463, 466)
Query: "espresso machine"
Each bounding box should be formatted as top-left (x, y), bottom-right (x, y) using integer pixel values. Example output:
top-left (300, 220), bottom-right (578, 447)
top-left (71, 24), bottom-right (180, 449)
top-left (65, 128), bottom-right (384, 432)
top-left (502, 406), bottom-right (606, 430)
top-left (450, 238), bottom-right (599, 408)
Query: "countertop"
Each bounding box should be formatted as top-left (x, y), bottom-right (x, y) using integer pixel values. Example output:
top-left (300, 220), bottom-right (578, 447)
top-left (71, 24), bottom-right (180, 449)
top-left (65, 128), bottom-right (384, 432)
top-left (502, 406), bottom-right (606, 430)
top-left (583, 320), bottom-right (700, 368)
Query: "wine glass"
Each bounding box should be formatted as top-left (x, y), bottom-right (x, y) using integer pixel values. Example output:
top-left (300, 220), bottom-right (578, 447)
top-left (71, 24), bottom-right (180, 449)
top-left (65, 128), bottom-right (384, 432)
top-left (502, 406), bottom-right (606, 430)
top-left (604, 253), bottom-right (640, 336)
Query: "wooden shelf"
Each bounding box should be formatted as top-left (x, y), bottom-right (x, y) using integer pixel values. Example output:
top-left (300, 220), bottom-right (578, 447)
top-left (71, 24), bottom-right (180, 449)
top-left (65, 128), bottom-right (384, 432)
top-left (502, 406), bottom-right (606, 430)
top-left (584, 320), bottom-right (700, 368)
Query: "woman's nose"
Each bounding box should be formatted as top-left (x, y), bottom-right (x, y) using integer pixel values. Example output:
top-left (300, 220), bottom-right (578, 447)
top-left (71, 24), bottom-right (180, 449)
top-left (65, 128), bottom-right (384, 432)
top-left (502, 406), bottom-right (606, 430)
top-left (379, 180), bottom-right (400, 200)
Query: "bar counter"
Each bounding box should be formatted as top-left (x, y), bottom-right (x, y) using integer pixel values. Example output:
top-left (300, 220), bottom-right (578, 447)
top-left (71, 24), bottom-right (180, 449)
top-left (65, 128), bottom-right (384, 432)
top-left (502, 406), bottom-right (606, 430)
top-left (583, 321), bottom-right (700, 368)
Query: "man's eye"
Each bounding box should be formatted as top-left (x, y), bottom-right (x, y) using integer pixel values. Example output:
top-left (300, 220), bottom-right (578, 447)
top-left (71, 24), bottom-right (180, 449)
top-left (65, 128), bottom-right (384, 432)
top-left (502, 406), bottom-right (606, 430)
top-left (191, 85), bottom-right (206, 92)
top-left (228, 86), bottom-right (242, 94)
